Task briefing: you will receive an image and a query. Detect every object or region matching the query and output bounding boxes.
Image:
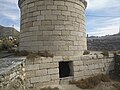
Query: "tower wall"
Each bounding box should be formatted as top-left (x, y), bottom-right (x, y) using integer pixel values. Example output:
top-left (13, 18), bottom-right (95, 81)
top-left (19, 0), bottom-right (87, 56)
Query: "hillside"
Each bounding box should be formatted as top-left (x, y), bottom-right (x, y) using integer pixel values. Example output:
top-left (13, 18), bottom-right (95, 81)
top-left (87, 33), bottom-right (120, 51)
top-left (0, 25), bottom-right (19, 39)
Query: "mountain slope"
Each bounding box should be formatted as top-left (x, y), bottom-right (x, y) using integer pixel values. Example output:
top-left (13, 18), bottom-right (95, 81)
top-left (0, 25), bottom-right (19, 39)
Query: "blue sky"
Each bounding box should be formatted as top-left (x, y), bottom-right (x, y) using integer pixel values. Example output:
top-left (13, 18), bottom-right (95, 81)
top-left (0, 0), bottom-right (120, 36)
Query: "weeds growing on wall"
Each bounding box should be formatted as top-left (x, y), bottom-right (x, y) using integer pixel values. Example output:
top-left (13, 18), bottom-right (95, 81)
top-left (40, 87), bottom-right (59, 90)
top-left (83, 50), bottom-right (90, 55)
top-left (101, 51), bottom-right (109, 57)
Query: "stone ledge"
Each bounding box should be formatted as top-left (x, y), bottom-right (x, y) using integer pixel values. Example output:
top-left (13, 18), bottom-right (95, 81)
top-left (18, 0), bottom-right (87, 8)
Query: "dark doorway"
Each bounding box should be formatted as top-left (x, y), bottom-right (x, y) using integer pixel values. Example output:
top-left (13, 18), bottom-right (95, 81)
top-left (59, 61), bottom-right (73, 78)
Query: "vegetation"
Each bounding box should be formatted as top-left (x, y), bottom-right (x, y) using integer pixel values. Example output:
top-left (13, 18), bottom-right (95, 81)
top-left (101, 50), bottom-right (109, 57)
top-left (0, 38), bottom-right (19, 52)
top-left (83, 50), bottom-right (90, 55)
top-left (40, 87), bottom-right (59, 90)
top-left (118, 51), bottom-right (120, 54)
top-left (13, 50), bottom-right (54, 59)
top-left (70, 74), bottom-right (111, 89)
top-left (14, 50), bottom-right (29, 56)
top-left (37, 51), bottom-right (54, 58)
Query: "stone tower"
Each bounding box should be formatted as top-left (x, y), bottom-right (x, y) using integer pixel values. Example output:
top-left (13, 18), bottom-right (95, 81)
top-left (18, 0), bottom-right (87, 56)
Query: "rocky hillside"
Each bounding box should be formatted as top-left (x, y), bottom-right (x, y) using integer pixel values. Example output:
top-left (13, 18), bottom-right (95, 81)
top-left (0, 25), bottom-right (19, 39)
top-left (87, 33), bottom-right (120, 51)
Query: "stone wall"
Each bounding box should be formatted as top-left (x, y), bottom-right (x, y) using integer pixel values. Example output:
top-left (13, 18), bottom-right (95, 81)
top-left (0, 58), bottom-right (25, 90)
top-left (0, 54), bottom-right (114, 90)
top-left (18, 0), bottom-right (87, 56)
top-left (25, 54), bottom-right (114, 89)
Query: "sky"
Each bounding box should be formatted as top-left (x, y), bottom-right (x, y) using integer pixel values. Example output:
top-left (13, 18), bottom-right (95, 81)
top-left (0, 0), bottom-right (120, 36)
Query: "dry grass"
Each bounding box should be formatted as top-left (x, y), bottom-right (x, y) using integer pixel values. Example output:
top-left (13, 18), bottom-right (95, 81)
top-left (101, 51), bottom-right (109, 57)
top-left (83, 50), bottom-right (90, 55)
top-left (38, 51), bottom-right (53, 58)
top-left (112, 83), bottom-right (120, 90)
top-left (26, 53), bottom-right (39, 60)
top-left (40, 87), bottom-right (59, 90)
top-left (14, 50), bottom-right (29, 56)
top-left (14, 50), bottom-right (53, 58)
top-left (70, 74), bottom-right (111, 89)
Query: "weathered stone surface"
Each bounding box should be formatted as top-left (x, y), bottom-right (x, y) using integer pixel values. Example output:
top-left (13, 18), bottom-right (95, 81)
top-left (19, 0), bottom-right (87, 56)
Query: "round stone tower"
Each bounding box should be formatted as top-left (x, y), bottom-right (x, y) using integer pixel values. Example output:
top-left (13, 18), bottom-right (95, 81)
top-left (18, 0), bottom-right (87, 56)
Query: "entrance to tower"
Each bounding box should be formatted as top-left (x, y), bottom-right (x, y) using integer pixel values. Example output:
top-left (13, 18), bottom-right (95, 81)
top-left (59, 61), bottom-right (73, 78)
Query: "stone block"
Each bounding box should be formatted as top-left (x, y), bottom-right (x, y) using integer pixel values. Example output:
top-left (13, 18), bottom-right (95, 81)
top-left (47, 5), bottom-right (57, 9)
top-left (54, 1), bottom-right (64, 5)
top-left (55, 25), bottom-right (65, 30)
top-left (53, 56), bottom-right (63, 62)
top-left (39, 63), bottom-right (51, 69)
top-left (35, 1), bottom-right (44, 6)
top-left (43, 41), bottom-right (53, 46)
top-left (74, 71), bottom-right (84, 77)
top-left (79, 66), bottom-right (88, 71)
top-left (73, 60), bottom-right (83, 66)
top-left (42, 20), bottom-right (52, 25)
top-left (36, 69), bottom-right (47, 76)
top-left (37, 6), bottom-right (46, 10)
top-left (52, 31), bottom-right (61, 35)
top-left (48, 46), bottom-right (58, 51)
top-left (28, 3), bottom-right (34, 8)
top-left (40, 75), bottom-right (51, 82)
top-left (33, 11), bottom-right (40, 16)
top-left (37, 15), bottom-right (45, 20)
top-left (69, 46), bottom-right (78, 50)
top-left (62, 11), bottom-right (70, 16)
top-left (57, 5), bottom-right (67, 10)
top-left (88, 65), bottom-right (95, 70)
top-left (50, 74), bottom-right (59, 80)
top-left (45, 0), bottom-right (53, 5)
top-left (31, 77), bottom-right (40, 83)
top-left (58, 46), bottom-right (69, 51)
top-left (45, 15), bottom-right (57, 20)
top-left (57, 15), bottom-right (67, 20)
top-left (26, 71), bottom-right (36, 78)
top-left (65, 25), bottom-right (74, 30)
top-left (30, 26), bottom-right (39, 31)
top-left (52, 20), bottom-right (64, 25)
top-left (41, 57), bottom-right (53, 63)
top-left (25, 64), bottom-right (39, 71)
top-left (74, 66), bottom-right (80, 71)
top-left (65, 2), bottom-right (74, 7)
top-left (84, 70), bottom-right (92, 76)
top-left (48, 68), bottom-right (59, 74)
top-left (50, 63), bottom-right (59, 68)
top-left (54, 41), bottom-right (65, 45)
top-left (52, 10), bottom-right (62, 15)
top-left (33, 21), bottom-right (41, 26)
top-left (41, 10), bottom-right (52, 15)
top-left (43, 31), bottom-right (53, 35)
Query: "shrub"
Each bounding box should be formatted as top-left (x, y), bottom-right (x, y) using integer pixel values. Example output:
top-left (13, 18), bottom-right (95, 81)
top-left (70, 74), bottom-right (111, 89)
top-left (0, 43), bottom-right (2, 52)
top-left (38, 51), bottom-right (54, 58)
top-left (2, 39), bottom-right (13, 50)
top-left (101, 51), bottom-right (109, 57)
top-left (83, 50), bottom-right (90, 55)
top-left (26, 53), bottom-right (39, 60)
top-left (118, 51), bottom-right (120, 54)
top-left (14, 50), bottom-right (29, 56)
top-left (0, 39), bottom-right (19, 52)
top-left (40, 87), bottom-right (59, 90)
